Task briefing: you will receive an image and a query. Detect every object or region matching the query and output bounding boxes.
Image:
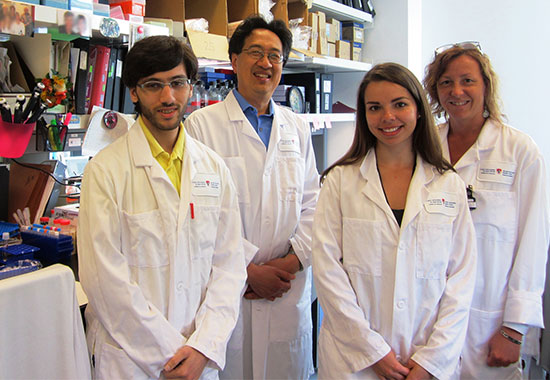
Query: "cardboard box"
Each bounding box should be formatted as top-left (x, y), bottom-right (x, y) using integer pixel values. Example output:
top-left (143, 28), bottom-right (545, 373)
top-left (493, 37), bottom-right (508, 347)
top-left (342, 21), bottom-right (364, 43)
top-left (327, 42), bottom-right (335, 57)
top-left (187, 30), bottom-right (229, 61)
top-left (307, 12), bottom-right (318, 53)
top-left (326, 18), bottom-right (340, 43)
top-left (336, 40), bottom-right (350, 60)
top-left (146, 0), bottom-right (228, 36)
top-left (332, 19), bottom-right (341, 40)
top-left (316, 11), bottom-right (327, 56)
top-left (351, 41), bottom-right (362, 61)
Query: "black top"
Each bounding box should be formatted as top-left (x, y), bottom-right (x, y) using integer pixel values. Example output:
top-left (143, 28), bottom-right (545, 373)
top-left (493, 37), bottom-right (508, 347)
top-left (392, 209), bottom-right (405, 227)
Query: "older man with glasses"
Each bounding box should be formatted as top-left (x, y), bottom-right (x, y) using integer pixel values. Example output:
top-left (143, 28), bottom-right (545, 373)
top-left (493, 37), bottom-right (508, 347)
top-left (185, 15), bottom-right (320, 380)
top-left (78, 35), bottom-right (247, 380)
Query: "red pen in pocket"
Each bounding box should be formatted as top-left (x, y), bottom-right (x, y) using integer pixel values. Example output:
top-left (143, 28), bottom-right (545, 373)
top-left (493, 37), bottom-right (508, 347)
top-left (190, 203), bottom-right (194, 219)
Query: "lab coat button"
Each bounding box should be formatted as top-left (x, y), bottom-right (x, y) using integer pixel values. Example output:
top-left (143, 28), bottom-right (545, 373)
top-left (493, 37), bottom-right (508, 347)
top-left (397, 300), bottom-right (406, 309)
top-left (398, 242), bottom-right (405, 251)
top-left (177, 281), bottom-right (184, 291)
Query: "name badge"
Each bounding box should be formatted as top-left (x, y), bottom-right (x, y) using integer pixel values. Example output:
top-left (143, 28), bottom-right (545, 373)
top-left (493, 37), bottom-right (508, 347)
top-left (477, 161), bottom-right (516, 185)
top-left (278, 133), bottom-right (300, 153)
top-left (191, 173), bottom-right (221, 197)
top-left (424, 192), bottom-right (458, 216)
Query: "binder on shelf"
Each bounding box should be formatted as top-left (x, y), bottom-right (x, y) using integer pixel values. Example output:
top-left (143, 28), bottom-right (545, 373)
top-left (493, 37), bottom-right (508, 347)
top-left (72, 39), bottom-right (90, 114)
top-left (103, 45), bottom-right (117, 110)
top-left (88, 45), bottom-right (111, 110)
top-left (119, 47), bottom-right (135, 114)
top-left (283, 72), bottom-right (321, 114)
top-left (111, 47), bottom-right (123, 112)
top-left (84, 44), bottom-right (99, 113)
top-left (320, 73), bottom-right (333, 113)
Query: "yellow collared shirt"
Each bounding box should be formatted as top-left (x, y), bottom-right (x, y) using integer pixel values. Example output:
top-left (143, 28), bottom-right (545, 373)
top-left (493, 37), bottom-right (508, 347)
top-left (140, 117), bottom-right (185, 196)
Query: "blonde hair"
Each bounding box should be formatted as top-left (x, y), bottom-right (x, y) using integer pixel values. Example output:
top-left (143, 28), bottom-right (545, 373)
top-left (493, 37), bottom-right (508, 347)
top-left (424, 46), bottom-right (504, 124)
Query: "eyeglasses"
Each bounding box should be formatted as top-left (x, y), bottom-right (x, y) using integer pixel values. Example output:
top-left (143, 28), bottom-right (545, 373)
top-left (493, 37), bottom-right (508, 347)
top-left (137, 78), bottom-right (192, 93)
top-left (242, 48), bottom-right (284, 64)
top-left (434, 41), bottom-right (482, 56)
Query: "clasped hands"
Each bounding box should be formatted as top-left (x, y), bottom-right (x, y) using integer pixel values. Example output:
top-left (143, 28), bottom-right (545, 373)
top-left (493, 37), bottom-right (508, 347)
top-left (244, 254), bottom-right (300, 301)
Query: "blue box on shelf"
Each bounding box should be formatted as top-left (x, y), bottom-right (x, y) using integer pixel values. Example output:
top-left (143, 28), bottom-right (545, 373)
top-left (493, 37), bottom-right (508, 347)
top-left (40, 0), bottom-right (69, 9)
top-left (19, 0), bottom-right (40, 4)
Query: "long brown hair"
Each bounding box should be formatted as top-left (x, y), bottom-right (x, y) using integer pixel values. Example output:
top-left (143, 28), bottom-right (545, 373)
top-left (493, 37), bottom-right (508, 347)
top-left (321, 62), bottom-right (453, 183)
top-left (423, 46), bottom-right (504, 124)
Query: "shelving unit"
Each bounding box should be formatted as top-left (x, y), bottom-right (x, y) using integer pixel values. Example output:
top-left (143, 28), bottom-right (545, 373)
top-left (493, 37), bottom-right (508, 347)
top-left (33, 4), bottom-right (169, 42)
top-left (309, 0), bottom-right (373, 24)
top-left (285, 55), bottom-right (372, 73)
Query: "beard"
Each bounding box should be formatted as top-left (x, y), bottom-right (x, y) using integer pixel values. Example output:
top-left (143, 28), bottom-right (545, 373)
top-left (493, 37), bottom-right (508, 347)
top-left (133, 88), bottom-right (186, 132)
top-left (139, 103), bottom-right (184, 132)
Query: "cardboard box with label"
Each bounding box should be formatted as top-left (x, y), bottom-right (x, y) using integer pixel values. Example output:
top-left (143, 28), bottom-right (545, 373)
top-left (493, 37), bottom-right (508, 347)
top-left (307, 12), bottom-right (318, 53)
top-left (351, 41), bottom-right (362, 61)
top-left (327, 42), bottom-right (335, 57)
top-left (342, 21), bottom-right (364, 43)
top-left (316, 11), bottom-right (328, 56)
top-left (336, 40), bottom-right (350, 60)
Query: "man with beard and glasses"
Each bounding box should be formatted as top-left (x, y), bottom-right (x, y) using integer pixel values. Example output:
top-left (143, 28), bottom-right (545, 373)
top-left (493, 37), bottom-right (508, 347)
top-left (78, 36), bottom-right (247, 380)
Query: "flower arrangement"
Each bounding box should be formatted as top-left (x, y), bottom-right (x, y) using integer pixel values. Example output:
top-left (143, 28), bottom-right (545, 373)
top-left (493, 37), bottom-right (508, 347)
top-left (38, 71), bottom-right (73, 108)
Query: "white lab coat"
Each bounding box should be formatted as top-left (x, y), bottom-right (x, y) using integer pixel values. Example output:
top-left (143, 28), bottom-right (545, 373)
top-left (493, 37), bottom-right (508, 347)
top-left (438, 120), bottom-right (550, 380)
top-left (312, 150), bottom-right (477, 380)
top-left (78, 122), bottom-right (247, 379)
top-left (185, 91), bottom-right (319, 380)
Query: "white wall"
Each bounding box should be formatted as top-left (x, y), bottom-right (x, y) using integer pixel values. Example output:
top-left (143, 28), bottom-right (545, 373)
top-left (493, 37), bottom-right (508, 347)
top-left (328, 0), bottom-right (550, 172)
top-left (421, 0), bottom-right (550, 170)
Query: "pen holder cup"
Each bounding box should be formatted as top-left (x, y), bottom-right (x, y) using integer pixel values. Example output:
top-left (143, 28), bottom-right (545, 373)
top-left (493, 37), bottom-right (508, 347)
top-left (0, 120), bottom-right (35, 158)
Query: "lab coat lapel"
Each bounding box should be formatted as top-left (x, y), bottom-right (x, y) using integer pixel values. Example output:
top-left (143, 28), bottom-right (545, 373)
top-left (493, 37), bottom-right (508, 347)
top-left (265, 106), bottom-right (282, 169)
top-left (440, 120), bottom-right (497, 171)
top-left (225, 91), bottom-right (265, 146)
top-left (401, 156), bottom-right (433, 229)
top-left (360, 150), bottom-right (398, 229)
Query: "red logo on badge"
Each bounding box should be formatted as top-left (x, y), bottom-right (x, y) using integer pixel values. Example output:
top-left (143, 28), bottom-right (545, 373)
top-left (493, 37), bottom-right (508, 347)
top-left (442, 198), bottom-right (445, 203)
top-left (497, 168), bottom-right (502, 174)
top-left (206, 180), bottom-right (210, 186)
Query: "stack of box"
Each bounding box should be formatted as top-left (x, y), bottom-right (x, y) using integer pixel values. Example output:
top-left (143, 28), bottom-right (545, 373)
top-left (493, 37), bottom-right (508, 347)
top-left (342, 21), bottom-right (364, 61)
top-left (326, 18), bottom-right (340, 58)
top-left (316, 11), bottom-right (327, 56)
top-left (307, 12), bottom-right (318, 54)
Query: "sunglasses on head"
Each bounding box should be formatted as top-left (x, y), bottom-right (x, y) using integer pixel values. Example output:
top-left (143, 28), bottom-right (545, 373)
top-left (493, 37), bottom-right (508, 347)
top-left (434, 41), bottom-right (482, 56)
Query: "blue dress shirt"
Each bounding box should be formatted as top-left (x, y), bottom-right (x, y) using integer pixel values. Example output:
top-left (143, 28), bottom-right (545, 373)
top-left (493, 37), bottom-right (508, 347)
top-left (233, 89), bottom-right (274, 148)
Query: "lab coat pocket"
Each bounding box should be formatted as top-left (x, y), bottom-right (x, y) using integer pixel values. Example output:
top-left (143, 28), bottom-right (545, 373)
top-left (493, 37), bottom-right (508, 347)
top-left (190, 203), bottom-right (220, 260)
top-left (277, 156), bottom-right (305, 201)
top-left (472, 189), bottom-right (517, 243)
top-left (416, 222), bottom-right (452, 279)
top-left (96, 342), bottom-right (145, 379)
top-left (120, 209), bottom-right (168, 267)
top-left (342, 218), bottom-right (382, 276)
top-left (223, 156), bottom-right (251, 205)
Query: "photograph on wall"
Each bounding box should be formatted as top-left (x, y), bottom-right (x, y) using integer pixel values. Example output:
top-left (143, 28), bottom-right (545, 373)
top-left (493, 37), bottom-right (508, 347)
top-left (57, 9), bottom-right (91, 37)
top-left (0, 0), bottom-right (34, 37)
